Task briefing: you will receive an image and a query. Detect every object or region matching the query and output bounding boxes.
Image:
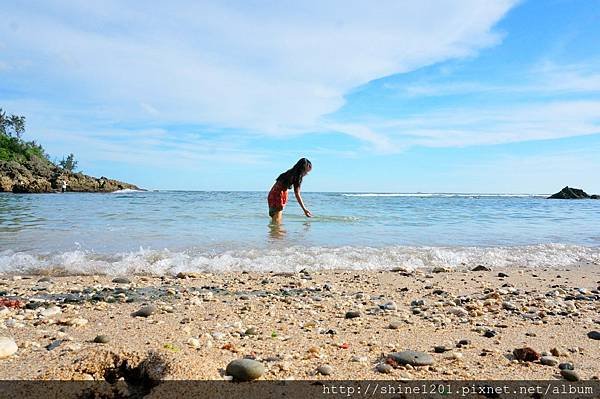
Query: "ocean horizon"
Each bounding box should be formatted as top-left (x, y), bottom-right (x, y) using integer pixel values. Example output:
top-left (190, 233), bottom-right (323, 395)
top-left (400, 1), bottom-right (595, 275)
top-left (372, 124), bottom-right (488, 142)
top-left (1, 190), bottom-right (598, 275)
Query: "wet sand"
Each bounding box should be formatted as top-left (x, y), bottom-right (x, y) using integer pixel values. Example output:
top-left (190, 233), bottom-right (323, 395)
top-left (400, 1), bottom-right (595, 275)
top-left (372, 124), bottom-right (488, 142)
top-left (0, 266), bottom-right (599, 382)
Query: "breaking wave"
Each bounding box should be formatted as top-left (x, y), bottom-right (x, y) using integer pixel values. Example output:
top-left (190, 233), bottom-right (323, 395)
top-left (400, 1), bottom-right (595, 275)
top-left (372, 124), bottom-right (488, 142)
top-left (0, 244), bottom-right (598, 276)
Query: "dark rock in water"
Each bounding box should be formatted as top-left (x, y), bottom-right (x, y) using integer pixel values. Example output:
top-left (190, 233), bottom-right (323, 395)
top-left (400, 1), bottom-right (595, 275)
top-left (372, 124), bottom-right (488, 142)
top-left (587, 331), bottom-right (600, 340)
top-left (561, 370), bottom-right (580, 381)
top-left (559, 363), bottom-right (575, 371)
top-left (472, 265), bottom-right (491, 272)
top-left (131, 305), bottom-right (157, 317)
top-left (592, 194), bottom-right (599, 199)
top-left (513, 347), bottom-right (541, 362)
top-left (345, 311), bottom-right (361, 319)
top-left (225, 359), bottom-right (265, 381)
top-left (112, 277), bottom-right (131, 284)
top-left (548, 186), bottom-right (591, 199)
top-left (387, 350), bottom-right (434, 366)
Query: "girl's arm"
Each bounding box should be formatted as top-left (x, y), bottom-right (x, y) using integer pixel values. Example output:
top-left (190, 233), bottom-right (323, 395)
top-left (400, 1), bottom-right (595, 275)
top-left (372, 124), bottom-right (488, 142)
top-left (294, 184), bottom-right (312, 217)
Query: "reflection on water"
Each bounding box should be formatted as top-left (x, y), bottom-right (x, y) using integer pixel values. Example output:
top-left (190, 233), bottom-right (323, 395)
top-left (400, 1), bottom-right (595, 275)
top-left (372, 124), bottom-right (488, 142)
top-left (268, 222), bottom-right (287, 240)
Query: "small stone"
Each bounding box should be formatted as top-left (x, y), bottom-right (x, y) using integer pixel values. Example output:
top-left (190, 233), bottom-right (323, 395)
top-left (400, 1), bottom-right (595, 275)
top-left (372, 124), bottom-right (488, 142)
top-left (345, 311), bottom-right (360, 319)
top-left (0, 337), bottom-right (18, 358)
top-left (131, 305), bottom-right (157, 317)
top-left (351, 355), bottom-right (368, 363)
top-left (471, 265), bottom-right (491, 272)
top-left (45, 340), bottom-right (63, 351)
top-left (448, 307), bottom-right (469, 317)
top-left (112, 277), bottom-right (131, 284)
top-left (587, 331), bottom-right (600, 340)
top-left (559, 363), bottom-right (574, 371)
top-left (388, 320), bottom-right (402, 330)
top-left (37, 277), bottom-right (52, 283)
top-left (381, 301), bottom-right (397, 311)
top-left (388, 350), bottom-right (434, 366)
top-left (245, 327), bottom-right (258, 336)
top-left (40, 306), bottom-right (62, 318)
top-left (187, 338), bottom-right (201, 349)
top-left (483, 329), bottom-right (498, 338)
top-left (551, 347), bottom-right (568, 357)
top-left (432, 267), bottom-right (450, 273)
top-left (376, 363), bottom-right (393, 374)
top-left (457, 339), bottom-right (471, 347)
top-left (513, 347), bottom-right (541, 362)
top-left (540, 356), bottom-right (559, 366)
top-left (498, 272), bottom-right (509, 278)
top-left (225, 359), bottom-right (265, 381)
top-left (561, 370), bottom-right (580, 381)
top-left (434, 346), bottom-right (450, 353)
top-left (93, 335), bottom-right (110, 344)
top-left (317, 365), bottom-right (333, 376)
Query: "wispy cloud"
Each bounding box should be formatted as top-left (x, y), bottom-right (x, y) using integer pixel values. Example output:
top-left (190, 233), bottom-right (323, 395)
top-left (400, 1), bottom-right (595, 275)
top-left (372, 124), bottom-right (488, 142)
top-left (0, 0), bottom-right (518, 149)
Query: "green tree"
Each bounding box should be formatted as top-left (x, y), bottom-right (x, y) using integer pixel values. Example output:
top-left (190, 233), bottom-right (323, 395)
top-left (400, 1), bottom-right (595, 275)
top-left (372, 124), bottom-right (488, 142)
top-left (59, 153), bottom-right (78, 171)
top-left (0, 108), bottom-right (26, 138)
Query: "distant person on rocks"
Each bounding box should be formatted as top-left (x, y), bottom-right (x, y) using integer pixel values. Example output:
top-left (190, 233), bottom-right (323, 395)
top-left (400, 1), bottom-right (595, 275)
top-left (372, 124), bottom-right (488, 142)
top-left (267, 158), bottom-right (312, 224)
top-left (61, 180), bottom-right (67, 193)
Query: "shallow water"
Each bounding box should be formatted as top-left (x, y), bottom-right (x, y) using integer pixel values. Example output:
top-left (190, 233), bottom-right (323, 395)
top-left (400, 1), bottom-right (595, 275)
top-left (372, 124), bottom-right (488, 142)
top-left (1, 191), bottom-right (599, 274)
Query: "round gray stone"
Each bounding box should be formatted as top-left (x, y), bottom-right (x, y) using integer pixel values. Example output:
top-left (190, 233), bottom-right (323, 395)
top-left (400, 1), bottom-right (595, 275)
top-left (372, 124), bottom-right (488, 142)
top-left (376, 363), bottom-right (393, 374)
top-left (561, 370), bottom-right (580, 381)
top-left (559, 363), bottom-right (574, 371)
top-left (131, 305), bottom-right (157, 317)
top-left (388, 350), bottom-right (434, 366)
top-left (94, 335), bottom-right (110, 344)
top-left (345, 311), bottom-right (360, 319)
top-left (226, 359), bottom-right (265, 381)
top-left (540, 356), bottom-right (559, 366)
top-left (112, 277), bottom-right (131, 284)
top-left (587, 331), bottom-right (600, 340)
top-left (317, 365), bottom-right (333, 375)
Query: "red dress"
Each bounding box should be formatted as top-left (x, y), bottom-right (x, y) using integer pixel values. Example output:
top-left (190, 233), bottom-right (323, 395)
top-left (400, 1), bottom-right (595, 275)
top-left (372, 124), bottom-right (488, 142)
top-left (267, 181), bottom-right (288, 215)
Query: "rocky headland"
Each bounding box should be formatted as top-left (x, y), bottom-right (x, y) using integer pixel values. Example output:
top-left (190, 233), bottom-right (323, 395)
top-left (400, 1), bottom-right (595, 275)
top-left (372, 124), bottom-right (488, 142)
top-left (0, 159), bottom-right (140, 193)
top-left (548, 186), bottom-right (599, 200)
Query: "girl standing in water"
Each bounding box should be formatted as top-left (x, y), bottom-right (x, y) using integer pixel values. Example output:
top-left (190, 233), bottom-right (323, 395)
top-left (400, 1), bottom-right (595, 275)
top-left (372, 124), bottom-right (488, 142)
top-left (267, 158), bottom-right (312, 224)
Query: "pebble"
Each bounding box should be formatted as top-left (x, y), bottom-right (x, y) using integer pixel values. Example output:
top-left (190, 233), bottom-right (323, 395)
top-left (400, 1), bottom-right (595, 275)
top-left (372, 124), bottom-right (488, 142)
top-left (225, 359), bottom-right (265, 381)
top-left (457, 339), bottom-right (471, 347)
top-left (471, 265), bottom-right (491, 271)
top-left (561, 370), bottom-right (580, 381)
top-left (351, 355), bottom-right (368, 363)
top-left (112, 277), bottom-right (131, 284)
top-left (540, 356), bottom-right (559, 366)
top-left (587, 331), bottom-right (600, 340)
top-left (0, 337), bottom-right (18, 358)
top-left (388, 321), bottom-right (402, 330)
top-left (513, 347), bottom-right (541, 362)
top-left (317, 365), bottom-right (333, 375)
top-left (376, 363), bottom-right (393, 374)
top-left (345, 311), bottom-right (360, 319)
top-left (245, 327), bottom-right (258, 336)
top-left (40, 306), bottom-right (62, 318)
top-left (131, 305), bottom-right (157, 317)
top-left (559, 363), bottom-right (575, 371)
top-left (93, 335), bottom-right (110, 344)
top-left (388, 350), bottom-right (434, 366)
top-left (434, 346), bottom-right (450, 353)
top-left (187, 338), bottom-right (201, 349)
top-left (448, 307), bottom-right (469, 317)
top-left (498, 272), bottom-right (509, 278)
top-left (483, 329), bottom-right (498, 338)
top-left (381, 302), bottom-right (397, 311)
top-left (37, 277), bottom-right (52, 283)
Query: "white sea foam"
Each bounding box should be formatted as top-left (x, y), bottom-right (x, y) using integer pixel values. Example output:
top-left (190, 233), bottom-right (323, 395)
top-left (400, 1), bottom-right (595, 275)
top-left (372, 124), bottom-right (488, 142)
top-left (341, 193), bottom-right (547, 197)
top-left (111, 189), bottom-right (146, 193)
top-left (0, 244), bottom-right (597, 276)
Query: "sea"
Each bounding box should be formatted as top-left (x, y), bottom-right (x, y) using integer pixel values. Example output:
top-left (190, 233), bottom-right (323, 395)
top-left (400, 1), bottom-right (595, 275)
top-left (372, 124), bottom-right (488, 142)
top-left (1, 190), bottom-right (599, 275)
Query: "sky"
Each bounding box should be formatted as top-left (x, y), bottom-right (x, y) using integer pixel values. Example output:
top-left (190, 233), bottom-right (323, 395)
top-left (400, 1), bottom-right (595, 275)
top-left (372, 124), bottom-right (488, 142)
top-left (1, 0), bottom-right (600, 193)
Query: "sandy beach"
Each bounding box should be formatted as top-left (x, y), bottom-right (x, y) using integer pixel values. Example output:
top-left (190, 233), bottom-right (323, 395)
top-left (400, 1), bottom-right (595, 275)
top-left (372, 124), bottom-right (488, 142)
top-left (0, 265), bottom-right (598, 385)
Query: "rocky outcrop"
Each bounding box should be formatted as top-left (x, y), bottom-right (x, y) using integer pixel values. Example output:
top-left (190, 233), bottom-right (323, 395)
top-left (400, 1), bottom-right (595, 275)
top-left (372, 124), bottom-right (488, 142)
top-left (0, 159), bottom-right (140, 193)
top-left (548, 186), bottom-right (598, 199)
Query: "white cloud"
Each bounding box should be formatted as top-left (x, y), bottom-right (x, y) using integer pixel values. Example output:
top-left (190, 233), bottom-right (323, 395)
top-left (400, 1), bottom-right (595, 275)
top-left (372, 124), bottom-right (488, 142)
top-left (0, 0), bottom-right (518, 138)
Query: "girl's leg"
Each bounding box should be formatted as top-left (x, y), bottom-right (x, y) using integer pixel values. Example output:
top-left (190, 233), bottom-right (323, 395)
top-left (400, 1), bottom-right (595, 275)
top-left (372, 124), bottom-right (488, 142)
top-left (271, 210), bottom-right (283, 224)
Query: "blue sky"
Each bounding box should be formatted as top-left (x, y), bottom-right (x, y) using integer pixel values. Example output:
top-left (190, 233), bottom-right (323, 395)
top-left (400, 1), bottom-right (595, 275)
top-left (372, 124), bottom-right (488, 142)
top-left (1, 0), bottom-right (599, 193)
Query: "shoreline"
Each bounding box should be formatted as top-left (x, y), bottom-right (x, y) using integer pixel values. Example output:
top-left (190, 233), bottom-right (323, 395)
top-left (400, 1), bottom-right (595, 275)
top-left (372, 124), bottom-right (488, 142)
top-left (0, 266), bottom-right (598, 382)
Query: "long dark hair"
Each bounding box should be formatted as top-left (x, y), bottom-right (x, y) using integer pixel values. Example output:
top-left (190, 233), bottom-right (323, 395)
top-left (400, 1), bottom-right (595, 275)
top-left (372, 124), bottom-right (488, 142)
top-left (276, 158), bottom-right (312, 189)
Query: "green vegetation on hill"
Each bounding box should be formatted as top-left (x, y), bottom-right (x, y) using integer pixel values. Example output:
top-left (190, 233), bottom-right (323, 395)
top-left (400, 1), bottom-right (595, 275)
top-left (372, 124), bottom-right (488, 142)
top-left (0, 107), bottom-right (139, 193)
top-left (0, 109), bottom-right (52, 165)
